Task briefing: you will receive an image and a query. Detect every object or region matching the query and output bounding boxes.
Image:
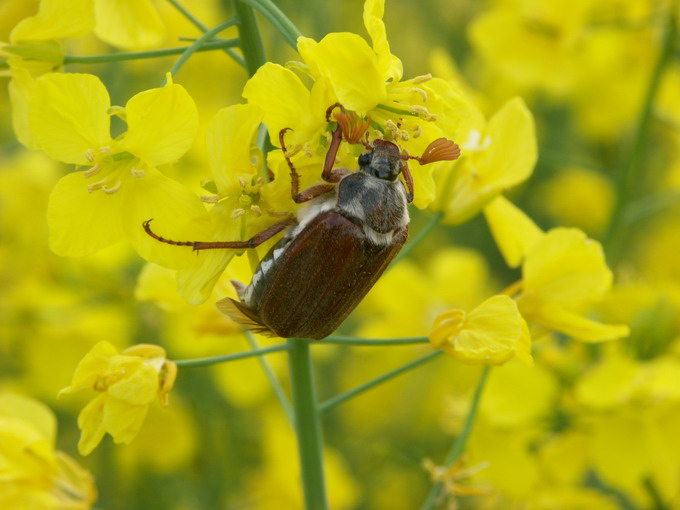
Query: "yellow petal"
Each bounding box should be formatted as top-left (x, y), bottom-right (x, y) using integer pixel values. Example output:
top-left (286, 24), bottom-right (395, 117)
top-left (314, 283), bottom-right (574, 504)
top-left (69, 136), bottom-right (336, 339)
top-left (207, 104), bottom-right (263, 194)
top-left (122, 81), bottom-right (198, 166)
top-left (47, 172), bottom-right (125, 256)
top-left (299, 32), bottom-right (386, 114)
top-left (29, 72), bottom-right (112, 165)
top-left (0, 394), bottom-right (56, 445)
top-left (10, 0), bottom-right (95, 42)
top-left (483, 195), bottom-right (544, 267)
top-left (242, 62), bottom-right (317, 147)
top-left (93, 0), bottom-right (164, 49)
top-left (77, 394), bottom-right (107, 455)
top-left (107, 364), bottom-right (159, 405)
top-left (120, 167), bottom-right (206, 270)
top-left (432, 295), bottom-right (532, 365)
top-left (527, 303), bottom-right (630, 342)
top-left (475, 97), bottom-right (536, 188)
top-left (176, 203), bottom-right (241, 305)
top-left (522, 228), bottom-right (613, 307)
top-left (61, 341), bottom-right (118, 394)
top-left (102, 397), bottom-right (148, 445)
top-left (8, 67), bottom-right (38, 149)
top-left (363, 0), bottom-right (403, 82)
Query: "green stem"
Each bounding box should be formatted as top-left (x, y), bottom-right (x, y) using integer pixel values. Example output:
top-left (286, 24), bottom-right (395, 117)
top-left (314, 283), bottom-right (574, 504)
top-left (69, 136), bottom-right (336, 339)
top-left (605, 10), bottom-right (677, 258)
top-left (62, 40), bottom-right (238, 65)
top-left (245, 332), bottom-right (294, 424)
top-left (239, 0), bottom-right (302, 49)
top-left (233, 0), bottom-right (267, 76)
top-left (322, 335), bottom-right (430, 346)
top-left (288, 339), bottom-right (328, 510)
top-left (0, 60), bottom-right (8, 69)
top-left (174, 344), bottom-right (289, 368)
top-left (391, 212), bottom-right (443, 266)
top-left (167, 19), bottom-right (239, 81)
top-left (319, 350), bottom-right (443, 413)
top-left (420, 366), bottom-right (491, 510)
top-left (167, 0), bottom-right (245, 68)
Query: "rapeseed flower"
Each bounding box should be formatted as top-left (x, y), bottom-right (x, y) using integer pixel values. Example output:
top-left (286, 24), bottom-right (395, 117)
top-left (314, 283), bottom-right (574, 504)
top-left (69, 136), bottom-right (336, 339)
top-left (0, 393), bottom-right (97, 509)
top-left (25, 72), bottom-right (205, 267)
top-left (430, 294), bottom-right (533, 365)
top-left (60, 341), bottom-right (178, 455)
top-left (516, 228), bottom-right (630, 341)
top-left (244, 0), bottom-right (476, 208)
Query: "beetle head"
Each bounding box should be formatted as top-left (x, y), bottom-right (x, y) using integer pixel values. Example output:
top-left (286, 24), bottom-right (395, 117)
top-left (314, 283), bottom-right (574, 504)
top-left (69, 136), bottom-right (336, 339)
top-left (359, 139), bottom-right (403, 181)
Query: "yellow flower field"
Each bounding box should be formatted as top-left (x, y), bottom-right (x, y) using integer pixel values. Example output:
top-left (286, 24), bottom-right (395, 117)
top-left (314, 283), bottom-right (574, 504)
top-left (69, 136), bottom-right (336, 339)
top-left (1, 0), bottom-right (678, 509)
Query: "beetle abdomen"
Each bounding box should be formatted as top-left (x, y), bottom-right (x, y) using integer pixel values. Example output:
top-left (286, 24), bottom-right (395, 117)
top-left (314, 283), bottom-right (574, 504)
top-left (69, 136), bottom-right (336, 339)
top-left (221, 210), bottom-right (407, 340)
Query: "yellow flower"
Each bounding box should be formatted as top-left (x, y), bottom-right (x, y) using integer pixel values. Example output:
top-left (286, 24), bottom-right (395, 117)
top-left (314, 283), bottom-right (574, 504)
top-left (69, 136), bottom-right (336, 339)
top-left (25, 72), bottom-right (205, 268)
top-left (516, 228), bottom-right (630, 341)
top-left (2, 0), bottom-right (95, 148)
top-left (60, 341), bottom-right (178, 455)
top-left (430, 294), bottom-right (533, 365)
top-left (174, 103), bottom-right (297, 305)
top-left (244, 0), bottom-right (474, 208)
top-left (0, 393), bottom-right (97, 509)
top-left (432, 96), bottom-right (537, 224)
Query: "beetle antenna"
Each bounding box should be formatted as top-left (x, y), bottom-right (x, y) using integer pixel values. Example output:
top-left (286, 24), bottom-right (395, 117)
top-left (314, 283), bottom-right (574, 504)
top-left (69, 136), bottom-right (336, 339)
top-left (142, 219), bottom-right (197, 248)
top-left (401, 138), bottom-right (461, 165)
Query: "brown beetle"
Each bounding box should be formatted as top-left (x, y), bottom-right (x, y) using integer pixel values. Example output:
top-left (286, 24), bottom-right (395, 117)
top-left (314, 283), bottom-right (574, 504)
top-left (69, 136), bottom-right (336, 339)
top-left (144, 105), bottom-right (460, 339)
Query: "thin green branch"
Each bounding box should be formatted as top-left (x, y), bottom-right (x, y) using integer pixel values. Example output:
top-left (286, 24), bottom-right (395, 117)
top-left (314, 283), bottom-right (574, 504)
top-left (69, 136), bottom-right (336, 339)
top-left (245, 332), bottom-right (294, 424)
top-left (0, 60), bottom-right (8, 69)
top-left (322, 335), bottom-right (430, 346)
top-left (391, 212), bottom-right (443, 266)
top-left (62, 40), bottom-right (238, 65)
top-left (174, 344), bottom-right (289, 368)
top-left (167, 0), bottom-right (246, 68)
top-left (319, 350), bottom-right (443, 413)
top-left (167, 18), bottom-right (239, 81)
top-left (288, 339), bottom-right (329, 510)
top-left (232, 0), bottom-right (267, 76)
top-left (419, 366), bottom-right (491, 510)
top-left (238, 0), bottom-right (303, 49)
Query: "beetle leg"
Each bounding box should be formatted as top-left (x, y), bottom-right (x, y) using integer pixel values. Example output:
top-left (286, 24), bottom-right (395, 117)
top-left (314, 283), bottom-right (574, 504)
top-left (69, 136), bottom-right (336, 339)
top-left (402, 162), bottom-right (415, 203)
top-left (322, 125), bottom-right (344, 183)
top-left (142, 217), bottom-right (296, 251)
top-left (278, 128), bottom-right (304, 202)
top-left (280, 127), bottom-right (338, 203)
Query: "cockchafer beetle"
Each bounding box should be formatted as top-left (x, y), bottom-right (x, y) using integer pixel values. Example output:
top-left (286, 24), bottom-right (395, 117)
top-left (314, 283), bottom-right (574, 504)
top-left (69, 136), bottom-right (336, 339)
top-left (143, 104), bottom-right (461, 339)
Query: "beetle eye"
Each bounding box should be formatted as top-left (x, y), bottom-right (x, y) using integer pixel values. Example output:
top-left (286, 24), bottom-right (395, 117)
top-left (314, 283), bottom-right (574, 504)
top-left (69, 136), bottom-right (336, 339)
top-left (358, 152), bottom-right (372, 167)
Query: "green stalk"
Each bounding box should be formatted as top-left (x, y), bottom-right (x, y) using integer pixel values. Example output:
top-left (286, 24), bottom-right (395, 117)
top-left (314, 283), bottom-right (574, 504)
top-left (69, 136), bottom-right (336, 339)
top-left (62, 40), bottom-right (238, 65)
top-left (232, 0), bottom-right (267, 76)
top-left (239, 0), bottom-right (302, 49)
top-left (288, 339), bottom-right (328, 510)
top-left (323, 335), bottom-right (429, 346)
top-left (419, 366), bottom-right (491, 510)
top-left (320, 350), bottom-right (442, 413)
top-left (605, 10), bottom-right (677, 259)
top-left (245, 332), bottom-right (294, 424)
top-left (174, 344), bottom-right (289, 368)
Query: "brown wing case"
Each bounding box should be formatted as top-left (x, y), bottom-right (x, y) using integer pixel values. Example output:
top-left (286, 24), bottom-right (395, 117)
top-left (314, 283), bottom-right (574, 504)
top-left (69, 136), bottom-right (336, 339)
top-left (256, 210), bottom-right (407, 339)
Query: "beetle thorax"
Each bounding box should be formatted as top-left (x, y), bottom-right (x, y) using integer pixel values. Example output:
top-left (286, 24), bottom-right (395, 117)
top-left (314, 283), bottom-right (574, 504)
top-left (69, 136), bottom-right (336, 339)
top-left (335, 172), bottom-right (409, 245)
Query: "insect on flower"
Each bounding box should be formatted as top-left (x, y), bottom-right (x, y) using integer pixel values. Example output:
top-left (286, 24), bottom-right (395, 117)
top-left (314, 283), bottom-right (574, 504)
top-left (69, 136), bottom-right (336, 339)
top-left (144, 104), bottom-right (460, 339)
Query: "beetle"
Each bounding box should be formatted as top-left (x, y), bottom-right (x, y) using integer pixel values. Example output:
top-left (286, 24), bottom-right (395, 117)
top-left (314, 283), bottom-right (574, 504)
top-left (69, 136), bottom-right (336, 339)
top-left (143, 104), bottom-right (461, 339)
